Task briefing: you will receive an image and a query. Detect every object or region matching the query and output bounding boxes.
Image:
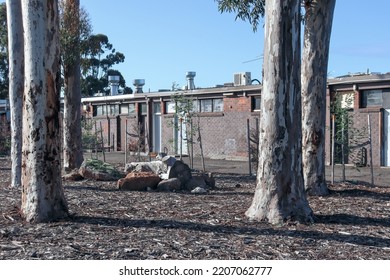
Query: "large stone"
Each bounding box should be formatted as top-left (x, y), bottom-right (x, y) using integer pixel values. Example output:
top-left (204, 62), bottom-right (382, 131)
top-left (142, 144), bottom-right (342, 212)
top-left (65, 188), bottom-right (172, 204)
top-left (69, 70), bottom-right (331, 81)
top-left (125, 161), bottom-right (166, 175)
top-left (184, 172), bottom-right (215, 191)
top-left (62, 169), bottom-right (84, 181)
top-left (184, 175), bottom-right (207, 191)
top-left (167, 160), bottom-right (192, 184)
top-left (157, 178), bottom-right (182, 192)
top-left (201, 172), bottom-right (215, 188)
top-left (118, 172), bottom-right (161, 191)
top-left (79, 159), bottom-right (124, 181)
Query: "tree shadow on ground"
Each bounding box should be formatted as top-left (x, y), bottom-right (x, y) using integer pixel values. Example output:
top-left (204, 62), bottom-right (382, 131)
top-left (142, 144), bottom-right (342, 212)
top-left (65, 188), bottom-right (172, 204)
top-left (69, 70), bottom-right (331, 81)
top-left (65, 185), bottom-right (118, 193)
top-left (329, 188), bottom-right (390, 201)
top-left (70, 215), bottom-right (390, 248)
top-left (314, 213), bottom-right (390, 227)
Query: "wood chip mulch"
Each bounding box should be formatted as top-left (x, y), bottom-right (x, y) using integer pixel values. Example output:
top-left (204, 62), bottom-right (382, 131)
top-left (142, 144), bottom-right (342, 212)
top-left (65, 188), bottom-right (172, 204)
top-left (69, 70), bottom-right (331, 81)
top-left (1, 158), bottom-right (389, 260)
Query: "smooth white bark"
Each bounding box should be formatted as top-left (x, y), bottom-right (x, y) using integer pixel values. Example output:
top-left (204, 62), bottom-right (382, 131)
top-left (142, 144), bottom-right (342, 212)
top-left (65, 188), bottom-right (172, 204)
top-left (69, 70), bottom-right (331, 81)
top-left (246, 0), bottom-right (313, 225)
top-left (6, 0), bottom-right (23, 188)
top-left (302, 0), bottom-right (336, 195)
top-left (21, 0), bottom-right (68, 222)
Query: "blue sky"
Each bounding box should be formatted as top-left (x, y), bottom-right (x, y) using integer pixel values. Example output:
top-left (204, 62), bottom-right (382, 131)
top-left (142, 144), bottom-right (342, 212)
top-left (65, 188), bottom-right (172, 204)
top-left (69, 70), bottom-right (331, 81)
top-left (78, 0), bottom-right (390, 91)
top-left (2, 0), bottom-right (390, 91)
top-left (80, 0), bottom-right (264, 91)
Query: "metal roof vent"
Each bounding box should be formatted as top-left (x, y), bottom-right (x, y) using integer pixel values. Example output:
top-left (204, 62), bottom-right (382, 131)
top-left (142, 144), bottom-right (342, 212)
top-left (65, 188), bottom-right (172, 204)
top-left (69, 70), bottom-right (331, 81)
top-left (133, 79), bottom-right (145, 93)
top-left (234, 72), bottom-right (251, 86)
top-left (186, 71), bottom-right (196, 90)
top-left (108, 75), bottom-right (120, 95)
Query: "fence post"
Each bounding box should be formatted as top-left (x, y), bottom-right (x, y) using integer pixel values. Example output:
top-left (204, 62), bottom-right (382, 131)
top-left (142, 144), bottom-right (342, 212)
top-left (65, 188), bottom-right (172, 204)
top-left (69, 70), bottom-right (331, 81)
top-left (368, 114), bottom-right (374, 186)
top-left (247, 119), bottom-right (252, 176)
top-left (331, 114), bottom-right (335, 184)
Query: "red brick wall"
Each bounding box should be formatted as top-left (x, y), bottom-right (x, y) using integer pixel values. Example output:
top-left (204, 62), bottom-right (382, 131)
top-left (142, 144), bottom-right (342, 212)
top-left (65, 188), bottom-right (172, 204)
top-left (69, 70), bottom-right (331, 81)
top-left (224, 96), bottom-right (251, 112)
top-left (325, 89), bottom-right (383, 166)
top-left (160, 94), bottom-right (259, 159)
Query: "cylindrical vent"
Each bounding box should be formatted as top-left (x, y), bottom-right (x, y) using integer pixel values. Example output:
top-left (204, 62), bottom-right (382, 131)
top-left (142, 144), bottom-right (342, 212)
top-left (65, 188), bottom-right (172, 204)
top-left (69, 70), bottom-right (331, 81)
top-left (133, 79), bottom-right (145, 93)
top-left (108, 75), bottom-right (120, 95)
top-left (186, 71), bottom-right (196, 90)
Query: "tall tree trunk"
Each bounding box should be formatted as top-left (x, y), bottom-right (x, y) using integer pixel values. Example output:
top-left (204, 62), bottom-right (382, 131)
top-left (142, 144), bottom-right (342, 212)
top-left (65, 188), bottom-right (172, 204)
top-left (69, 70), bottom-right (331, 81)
top-left (63, 0), bottom-right (83, 171)
top-left (245, 0), bottom-right (313, 225)
top-left (302, 0), bottom-right (336, 196)
top-left (6, 0), bottom-right (23, 188)
top-left (21, 0), bottom-right (68, 222)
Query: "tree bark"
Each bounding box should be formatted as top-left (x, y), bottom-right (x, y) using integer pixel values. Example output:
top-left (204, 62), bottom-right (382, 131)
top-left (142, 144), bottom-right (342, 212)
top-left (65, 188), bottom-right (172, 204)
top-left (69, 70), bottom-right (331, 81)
top-left (63, 0), bottom-right (83, 171)
top-left (21, 0), bottom-right (68, 222)
top-left (6, 0), bottom-right (23, 188)
top-left (301, 0), bottom-right (336, 196)
top-left (245, 0), bottom-right (313, 225)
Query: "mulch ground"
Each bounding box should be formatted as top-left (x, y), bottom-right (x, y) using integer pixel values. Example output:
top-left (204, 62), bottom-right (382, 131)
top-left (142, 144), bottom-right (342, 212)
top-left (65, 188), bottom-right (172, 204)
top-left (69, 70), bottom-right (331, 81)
top-left (1, 158), bottom-right (389, 260)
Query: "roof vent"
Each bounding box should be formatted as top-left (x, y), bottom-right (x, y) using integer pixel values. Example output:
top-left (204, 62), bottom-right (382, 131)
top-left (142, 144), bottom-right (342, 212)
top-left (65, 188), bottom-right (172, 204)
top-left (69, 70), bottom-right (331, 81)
top-left (108, 75), bottom-right (120, 95)
top-left (234, 72), bottom-right (251, 86)
top-left (186, 71), bottom-right (196, 90)
top-left (133, 79), bottom-right (145, 93)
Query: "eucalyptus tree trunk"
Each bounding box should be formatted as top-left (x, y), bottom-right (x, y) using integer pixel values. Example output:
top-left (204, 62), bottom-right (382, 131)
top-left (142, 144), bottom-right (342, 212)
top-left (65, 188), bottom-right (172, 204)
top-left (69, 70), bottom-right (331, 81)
top-left (21, 0), bottom-right (68, 222)
top-left (245, 0), bottom-right (313, 225)
top-left (6, 0), bottom-right (23, 188)
top-left (63, 0), bottom-right (83, 171)
top-left (301, 0), bottom-right (336, 196)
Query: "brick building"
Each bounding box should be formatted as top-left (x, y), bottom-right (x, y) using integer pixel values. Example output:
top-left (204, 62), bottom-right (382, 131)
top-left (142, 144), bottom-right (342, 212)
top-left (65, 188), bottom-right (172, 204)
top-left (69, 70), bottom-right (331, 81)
top-left (81, 71), bottom-right (390, 166)
top-left (326, 72), bottom-right (390, 166)
top-left (81, 73), bottom-right (261, 161)
top-left (0, 99), bottom-right (10, 155)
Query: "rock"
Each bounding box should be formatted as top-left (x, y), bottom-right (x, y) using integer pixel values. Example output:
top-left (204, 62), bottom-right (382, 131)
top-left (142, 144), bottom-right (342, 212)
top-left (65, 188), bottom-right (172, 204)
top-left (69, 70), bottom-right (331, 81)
top-left (162, 155), bottom-right (177, 167)
top-left (167, 160), bottom-right (192, 184)
top-left (125, 161), bottom-right (166, 175)
top-left (62, 169), bottom-right (84, 181)
top-left (195, 172), bottom-right (215, 188)
top-left (118, 172), bottom-right (161, 191)
top-left (79, 159), bottom-right (125, 181)
top-left (191, 187), bottom-right (207, 194)
top-left (184, 176), bottom-right (207, 191)
top-left (157, 178), bottom-right (182, 192)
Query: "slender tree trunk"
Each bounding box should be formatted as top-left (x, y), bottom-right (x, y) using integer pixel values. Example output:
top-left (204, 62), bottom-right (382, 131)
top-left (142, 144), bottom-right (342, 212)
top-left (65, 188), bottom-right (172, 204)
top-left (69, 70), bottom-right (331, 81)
top-left (21, 0), bottom-right (68, 222)
top-left (245, 0), bottom-right (313, 225)
top-left (301, 0), bottom-right (336, 195)
top-left (6, 0), bottom-right (24, 188)
top-left (63, 0), bottom-right (83, 171)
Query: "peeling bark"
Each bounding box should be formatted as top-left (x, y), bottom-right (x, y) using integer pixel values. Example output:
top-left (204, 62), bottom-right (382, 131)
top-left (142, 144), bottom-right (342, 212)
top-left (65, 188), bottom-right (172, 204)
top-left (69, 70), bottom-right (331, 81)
top-left (302, 0), bottom-right (336, 196)
top-left (21, 0), bottom-right (68, 223)
top-left (246, 0), bottom-right (313, 225)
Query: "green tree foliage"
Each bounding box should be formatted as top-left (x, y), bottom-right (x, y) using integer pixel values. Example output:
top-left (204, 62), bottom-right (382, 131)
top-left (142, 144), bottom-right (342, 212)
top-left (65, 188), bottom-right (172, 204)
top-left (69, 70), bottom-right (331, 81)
top-left (0, 3), bottom-right (8, 99)
top-left (216, 0), bottom-right (265, 32)
top-left (2, 2), bottom-right (130, 98)
top-left (59, 0), bottom-right (91, 67)
top-left (80, 33), bottom-right (129, 96)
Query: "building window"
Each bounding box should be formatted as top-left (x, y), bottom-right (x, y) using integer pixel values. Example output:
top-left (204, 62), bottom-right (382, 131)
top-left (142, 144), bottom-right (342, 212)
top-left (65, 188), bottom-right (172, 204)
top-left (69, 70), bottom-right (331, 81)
top-left (94, 104), bottom-right (120, 116)
top-left (361, 89), bottom-right (383, 107)
top-left (213, 98), bottom-right (223, 112)
top-left (140, 103), bottom-right (147, 115)
top-left (165, 98), bottom-right (222, 114)
top-left (165, 101), bottom-right (175, 113)
top-left (109, 104), bottom-right (119, 115)
top-left (200, 99), bottom-right (212, 112)
top-left (252, 96), bottom-right (261, 111)
top-left (199, 98), bottom-right (223, 113)
top-left (153, 102), bottom-right (161, 114)
top-left (128, 103), bottom-right (136, 114)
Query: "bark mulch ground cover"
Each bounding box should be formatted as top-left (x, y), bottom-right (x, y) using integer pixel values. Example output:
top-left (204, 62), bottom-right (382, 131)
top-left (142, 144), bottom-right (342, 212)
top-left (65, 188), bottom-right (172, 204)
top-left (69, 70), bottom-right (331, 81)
top-left (1, 157), bottom-right (389, 260)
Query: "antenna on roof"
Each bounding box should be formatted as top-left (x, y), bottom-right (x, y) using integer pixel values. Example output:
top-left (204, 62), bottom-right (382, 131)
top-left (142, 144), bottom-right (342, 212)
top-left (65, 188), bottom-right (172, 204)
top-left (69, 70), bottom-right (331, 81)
top-left (242, 55), bottom-right (263, 64)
